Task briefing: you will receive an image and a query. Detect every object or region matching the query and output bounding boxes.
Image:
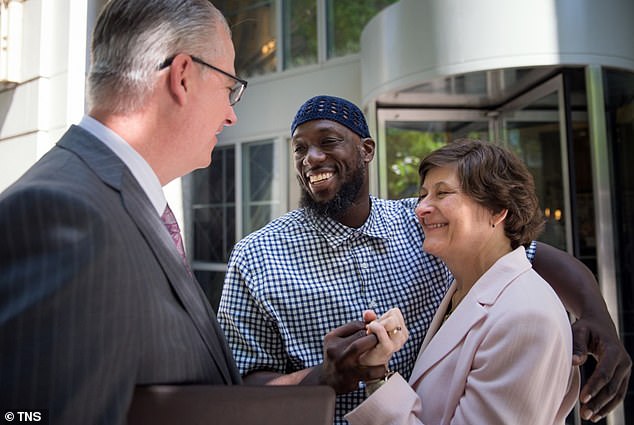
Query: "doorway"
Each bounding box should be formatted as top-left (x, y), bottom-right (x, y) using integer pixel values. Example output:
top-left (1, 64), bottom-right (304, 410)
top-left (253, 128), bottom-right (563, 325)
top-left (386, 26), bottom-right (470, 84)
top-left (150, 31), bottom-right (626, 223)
top-left (377, 68), bottom-right (606, 425)
top-left (377, 74), bottom-right (586, 257)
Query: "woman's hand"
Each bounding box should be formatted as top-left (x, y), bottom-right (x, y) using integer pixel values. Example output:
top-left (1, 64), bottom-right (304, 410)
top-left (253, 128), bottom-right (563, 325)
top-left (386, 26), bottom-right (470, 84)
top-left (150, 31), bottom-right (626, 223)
top-left (358, 308), bottom-right (409, 367)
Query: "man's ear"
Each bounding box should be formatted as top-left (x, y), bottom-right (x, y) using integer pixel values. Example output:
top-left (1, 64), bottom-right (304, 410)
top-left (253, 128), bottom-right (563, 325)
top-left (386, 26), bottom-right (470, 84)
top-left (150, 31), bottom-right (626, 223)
top-left (167, 54), bottom-right (192, 106)
top-left (360, 137), bottom-right (375, 163)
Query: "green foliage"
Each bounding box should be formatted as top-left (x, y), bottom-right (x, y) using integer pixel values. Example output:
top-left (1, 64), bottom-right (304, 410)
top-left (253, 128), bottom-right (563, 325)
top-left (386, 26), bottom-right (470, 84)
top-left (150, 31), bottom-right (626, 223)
top-left (385, 129), bottom-right (486, 199)
top-left (328, 0), bottom-right (398, 57)
top-left (285, 0), bottom-right (318, 68)
top-left (386, 129), bottom-right (446, 199)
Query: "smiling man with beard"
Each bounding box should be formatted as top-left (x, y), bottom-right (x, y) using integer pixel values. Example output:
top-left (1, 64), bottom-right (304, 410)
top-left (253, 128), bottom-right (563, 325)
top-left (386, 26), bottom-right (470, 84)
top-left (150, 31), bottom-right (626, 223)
top-left (217, 95), bottom-right (631, 425)
top-left (298, 153), bottom-right (365, 222)
top-left (296, 117), bottom-right (368, 224)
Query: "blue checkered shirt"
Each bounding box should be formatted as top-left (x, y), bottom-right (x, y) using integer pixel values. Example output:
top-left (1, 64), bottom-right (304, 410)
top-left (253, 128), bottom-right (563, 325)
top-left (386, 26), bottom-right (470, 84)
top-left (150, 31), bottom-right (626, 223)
top-left (218, 196), bottom-right (535, 424)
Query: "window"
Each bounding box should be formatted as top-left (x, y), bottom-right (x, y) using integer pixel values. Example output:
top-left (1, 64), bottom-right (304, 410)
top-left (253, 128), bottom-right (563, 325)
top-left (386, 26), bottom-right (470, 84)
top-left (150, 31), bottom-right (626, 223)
top-left (215, 0), bottom-right (277, 78)
top-left (217, 0), bottom-right (397, 77)
top-left (242, 140), bottom-right (281, 234)
top-left (326, 0), bottom-right (397, 59)
top-left (192, 146), bottom-right (236, 265)
top-left (379, 110), bottom-right (489, 200)
top-left (385, 122), bottom-right (489, 199)
top-left (282, 0), bottom-right (317, 69)
top-left (191, 140), bottom-right (282, 311)
top-left (191, 146), bottom-right (236, 311)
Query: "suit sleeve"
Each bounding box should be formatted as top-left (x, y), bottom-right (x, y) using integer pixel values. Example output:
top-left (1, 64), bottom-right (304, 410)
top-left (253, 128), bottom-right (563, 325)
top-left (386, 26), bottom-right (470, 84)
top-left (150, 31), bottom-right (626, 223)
top-left (0, 186), bottom-right (139, 425)
top-left (345, 373), bottom-right (426, 425)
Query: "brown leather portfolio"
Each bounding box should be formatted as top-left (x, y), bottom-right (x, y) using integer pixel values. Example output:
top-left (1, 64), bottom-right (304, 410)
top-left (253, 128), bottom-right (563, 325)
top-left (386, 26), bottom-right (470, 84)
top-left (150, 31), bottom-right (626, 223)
top-left (127, 384), bottom-right (336, 425)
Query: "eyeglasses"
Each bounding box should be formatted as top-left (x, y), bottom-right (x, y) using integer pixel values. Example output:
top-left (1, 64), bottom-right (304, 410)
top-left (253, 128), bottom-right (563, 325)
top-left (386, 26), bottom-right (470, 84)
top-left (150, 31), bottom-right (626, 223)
top-left (159, 55), bottom-right (248, 106)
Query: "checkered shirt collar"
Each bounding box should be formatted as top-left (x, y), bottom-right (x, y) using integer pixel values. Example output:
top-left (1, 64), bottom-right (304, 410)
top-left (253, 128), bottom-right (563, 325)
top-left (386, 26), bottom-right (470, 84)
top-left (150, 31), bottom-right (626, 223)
top-left (304, 196), bottom-right (393, 248)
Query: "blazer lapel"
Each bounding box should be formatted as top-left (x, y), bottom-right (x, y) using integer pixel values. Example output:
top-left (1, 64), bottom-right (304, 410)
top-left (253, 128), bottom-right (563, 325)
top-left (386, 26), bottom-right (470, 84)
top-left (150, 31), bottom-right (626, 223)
top-left (409, 290), bottom-right (487, 386)
top-left (419, 284), bottom-right (456, 354)
top-left (120, 175), bottom-right (234, 383)
top-left (59, 126), bottom-right (235, 384)
top-left (409, 247), bottom-right (532, 386)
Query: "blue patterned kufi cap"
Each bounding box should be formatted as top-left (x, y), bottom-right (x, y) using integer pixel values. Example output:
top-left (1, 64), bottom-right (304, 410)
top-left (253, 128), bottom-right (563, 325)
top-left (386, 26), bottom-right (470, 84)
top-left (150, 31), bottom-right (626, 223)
top-left (290, 95), bottom-right (370, 139)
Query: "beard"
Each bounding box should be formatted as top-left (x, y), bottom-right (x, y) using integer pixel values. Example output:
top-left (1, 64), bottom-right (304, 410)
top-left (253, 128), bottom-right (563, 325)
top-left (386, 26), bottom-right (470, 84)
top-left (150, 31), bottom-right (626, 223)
top-left (299, 160), bottom-right (366, 220)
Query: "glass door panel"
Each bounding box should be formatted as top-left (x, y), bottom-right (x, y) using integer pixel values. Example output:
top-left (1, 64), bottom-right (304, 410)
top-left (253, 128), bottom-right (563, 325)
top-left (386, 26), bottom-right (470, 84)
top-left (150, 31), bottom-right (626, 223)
top-left (604, 68), bottom-right (634, 422)
top-left (499, 77), bottom-right (571, 252)
top-left (504, 116), bottom-right (567, 250)
top-left (377, 77), bottom-right (572, 253)
top-left (375, 71), bottom-right (590, 425)
top-left (377, 109), bottom-right (489, 199)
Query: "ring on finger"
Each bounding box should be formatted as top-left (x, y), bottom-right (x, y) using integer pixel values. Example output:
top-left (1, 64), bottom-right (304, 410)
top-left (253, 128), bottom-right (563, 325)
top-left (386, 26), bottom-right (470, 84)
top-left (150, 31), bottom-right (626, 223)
top-left (390, 326), bottom-right (402, 336)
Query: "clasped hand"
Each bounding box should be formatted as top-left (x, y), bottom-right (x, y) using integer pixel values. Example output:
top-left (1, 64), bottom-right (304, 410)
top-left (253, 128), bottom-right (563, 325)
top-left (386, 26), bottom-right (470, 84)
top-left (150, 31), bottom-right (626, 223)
top-left (319, 308), bottom-right (408, 393)
top-left (359, 308), bottom-right (409, 367)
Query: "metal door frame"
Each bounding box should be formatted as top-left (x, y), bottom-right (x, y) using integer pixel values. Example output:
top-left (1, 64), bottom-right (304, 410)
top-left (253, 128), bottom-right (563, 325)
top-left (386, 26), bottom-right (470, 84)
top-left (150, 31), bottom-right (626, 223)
top-left (496, 74), bottom-right (574, 254)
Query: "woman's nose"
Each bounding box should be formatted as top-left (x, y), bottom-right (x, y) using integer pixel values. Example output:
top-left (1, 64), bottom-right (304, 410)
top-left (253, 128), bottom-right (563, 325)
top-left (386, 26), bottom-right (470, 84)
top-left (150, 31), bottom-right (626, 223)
top-left (414, 198), bottom-right (431, 220)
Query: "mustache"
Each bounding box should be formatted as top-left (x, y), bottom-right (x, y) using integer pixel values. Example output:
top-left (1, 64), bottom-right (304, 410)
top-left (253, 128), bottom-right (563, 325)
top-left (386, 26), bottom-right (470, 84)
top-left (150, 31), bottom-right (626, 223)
top-left (299, 164), bottom-right (365, 219)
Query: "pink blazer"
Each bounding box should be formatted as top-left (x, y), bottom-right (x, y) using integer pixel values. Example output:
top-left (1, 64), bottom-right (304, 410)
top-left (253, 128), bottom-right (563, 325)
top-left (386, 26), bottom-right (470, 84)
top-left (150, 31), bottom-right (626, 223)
top-left (346, 247), bottom-right (580, 425)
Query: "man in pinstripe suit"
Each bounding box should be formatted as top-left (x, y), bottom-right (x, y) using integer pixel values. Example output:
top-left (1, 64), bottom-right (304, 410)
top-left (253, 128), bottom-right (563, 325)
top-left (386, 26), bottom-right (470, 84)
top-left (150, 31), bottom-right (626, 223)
top-left (0, 1), bottom-right (246, 423)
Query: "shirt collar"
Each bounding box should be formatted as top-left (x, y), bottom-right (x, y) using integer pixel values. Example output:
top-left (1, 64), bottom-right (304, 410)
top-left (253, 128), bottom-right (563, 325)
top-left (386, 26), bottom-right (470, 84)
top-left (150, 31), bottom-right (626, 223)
top-left (78, 115), bottom-right (166, 216)
top-left (304, 196), bottom-right (393, 248)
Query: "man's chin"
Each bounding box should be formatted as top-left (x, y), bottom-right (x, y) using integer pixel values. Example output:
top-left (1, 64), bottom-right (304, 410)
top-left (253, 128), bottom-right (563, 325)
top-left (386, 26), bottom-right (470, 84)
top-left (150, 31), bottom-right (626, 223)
top-left (301, 191), bottom-right (349, 220)
top-left (307, 189), bottom-right (335, 205)
top-left (299, 161), bottom-right (365, 220)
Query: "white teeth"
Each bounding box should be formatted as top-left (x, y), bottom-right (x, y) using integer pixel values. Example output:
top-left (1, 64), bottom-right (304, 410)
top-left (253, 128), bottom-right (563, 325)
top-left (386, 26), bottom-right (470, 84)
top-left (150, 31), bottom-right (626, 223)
top-left (427, 223), bottom-right (446, 229)
top-left (309, 172), bottom-right (333, 183)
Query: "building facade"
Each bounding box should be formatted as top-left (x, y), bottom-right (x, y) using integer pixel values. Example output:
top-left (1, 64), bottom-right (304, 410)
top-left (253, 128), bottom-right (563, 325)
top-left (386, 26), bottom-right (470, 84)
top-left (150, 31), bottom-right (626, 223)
top-left (0, 1), bottom-right (632, 423)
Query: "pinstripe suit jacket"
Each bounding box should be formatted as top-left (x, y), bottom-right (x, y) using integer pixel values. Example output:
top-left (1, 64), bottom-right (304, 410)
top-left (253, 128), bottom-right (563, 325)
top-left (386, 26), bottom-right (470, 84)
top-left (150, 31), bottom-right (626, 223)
top-left (0, 125), bottom-right (241, 424)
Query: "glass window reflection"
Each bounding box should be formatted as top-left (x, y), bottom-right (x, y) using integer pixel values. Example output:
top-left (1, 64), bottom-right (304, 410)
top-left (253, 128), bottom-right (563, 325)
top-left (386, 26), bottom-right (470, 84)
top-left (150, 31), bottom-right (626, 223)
top-left (283, 0), bottom-right (317, 69)
top-left (215, 0), bottom-right (277, 78)
top-left (326, 0), bottom-right (398, 59)
top-left (192, 146), bottom-right (236, 263)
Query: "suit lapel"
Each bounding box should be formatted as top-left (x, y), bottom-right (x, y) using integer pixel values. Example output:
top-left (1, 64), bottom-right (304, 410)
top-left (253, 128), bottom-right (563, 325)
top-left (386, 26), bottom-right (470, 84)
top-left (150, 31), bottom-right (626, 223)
top-left (409, 247), bottom-right (531, 386)
top-left (419, 284), bottom-right (455, 353)
top-left (120, 176), bottom-right (234, 384)
top-left (409, 289), bottom-right (487, 386)
top-left (58, 126), bottom-right (234, 384)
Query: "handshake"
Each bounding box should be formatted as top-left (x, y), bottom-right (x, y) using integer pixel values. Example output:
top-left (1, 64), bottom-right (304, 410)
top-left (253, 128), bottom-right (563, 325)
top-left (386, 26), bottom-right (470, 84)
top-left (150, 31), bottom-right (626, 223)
top-left (318, 308), bottom-right (408, 394)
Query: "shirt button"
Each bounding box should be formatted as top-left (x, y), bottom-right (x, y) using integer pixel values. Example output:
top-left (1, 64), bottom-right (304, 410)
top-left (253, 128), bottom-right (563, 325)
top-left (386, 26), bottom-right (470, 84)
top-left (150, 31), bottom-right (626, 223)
top-left (368, 300), bottom-right (378, 309)
top-left (360, 262), bottom-right (368, 269)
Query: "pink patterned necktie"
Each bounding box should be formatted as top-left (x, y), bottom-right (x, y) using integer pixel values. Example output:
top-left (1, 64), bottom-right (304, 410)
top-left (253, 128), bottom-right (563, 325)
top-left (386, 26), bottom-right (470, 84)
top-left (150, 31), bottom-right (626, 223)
top-left (161, 204), bottom-right (191, 272)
